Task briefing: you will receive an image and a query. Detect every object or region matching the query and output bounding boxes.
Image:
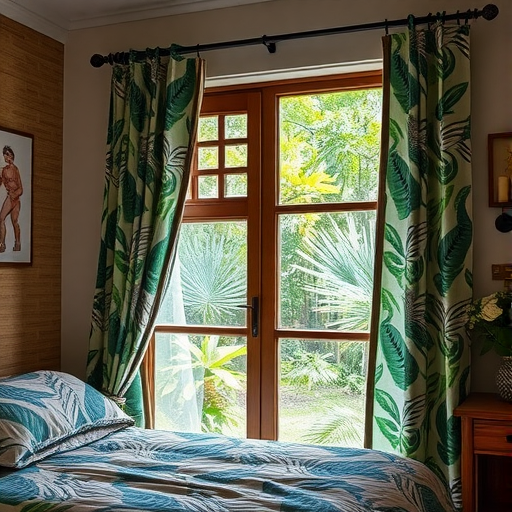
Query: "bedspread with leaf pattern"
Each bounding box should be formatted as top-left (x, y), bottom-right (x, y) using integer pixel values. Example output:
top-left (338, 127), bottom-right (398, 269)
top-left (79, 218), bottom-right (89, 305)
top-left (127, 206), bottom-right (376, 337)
top-left (0, 427), bottom-right (455, 511)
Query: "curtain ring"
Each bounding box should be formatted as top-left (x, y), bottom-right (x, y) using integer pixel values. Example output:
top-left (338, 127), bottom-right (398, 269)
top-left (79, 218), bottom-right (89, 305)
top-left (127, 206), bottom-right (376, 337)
top-left (196, 44), bottom-right (201, 58)
top-left (384, 19), bottom-right (389, 35)
top-left (427, 12), bottom-right (432, 29)
top-left (456, 10), bottom-right (460, 25)
top-left (465, 9), bottom-right (471, 24)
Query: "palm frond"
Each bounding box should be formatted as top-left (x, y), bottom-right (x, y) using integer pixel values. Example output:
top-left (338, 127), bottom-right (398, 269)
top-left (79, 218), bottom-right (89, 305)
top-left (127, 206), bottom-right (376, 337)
top-left (302, 405), bottom-right (363, 446)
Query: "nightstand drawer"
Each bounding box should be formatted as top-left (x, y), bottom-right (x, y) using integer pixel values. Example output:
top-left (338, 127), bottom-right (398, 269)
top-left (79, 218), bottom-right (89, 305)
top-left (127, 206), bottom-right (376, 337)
top-left (474, 420), bottom-right (512, 453)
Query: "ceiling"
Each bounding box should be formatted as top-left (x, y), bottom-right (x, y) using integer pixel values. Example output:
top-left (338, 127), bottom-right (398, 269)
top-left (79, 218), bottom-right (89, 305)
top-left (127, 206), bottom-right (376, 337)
top-left (0, 0), bottom-right (273, 42)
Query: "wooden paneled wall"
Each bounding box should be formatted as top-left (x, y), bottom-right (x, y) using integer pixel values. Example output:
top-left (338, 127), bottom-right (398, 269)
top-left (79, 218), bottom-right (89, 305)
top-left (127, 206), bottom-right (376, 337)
top-left (0, 15), bottom-right (63, 377)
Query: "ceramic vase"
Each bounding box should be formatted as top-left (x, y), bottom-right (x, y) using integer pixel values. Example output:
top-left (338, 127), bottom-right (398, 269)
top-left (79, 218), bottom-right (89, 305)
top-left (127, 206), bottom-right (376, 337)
top-left (496, 356), bottom-right (512, 402)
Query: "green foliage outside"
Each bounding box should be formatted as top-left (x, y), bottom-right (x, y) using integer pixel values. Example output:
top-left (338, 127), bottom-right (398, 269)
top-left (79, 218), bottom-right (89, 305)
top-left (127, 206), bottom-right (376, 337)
top-left (155, 87), bottom-right (382, 446)
top-left (155, 333), bottom-right (247, 435)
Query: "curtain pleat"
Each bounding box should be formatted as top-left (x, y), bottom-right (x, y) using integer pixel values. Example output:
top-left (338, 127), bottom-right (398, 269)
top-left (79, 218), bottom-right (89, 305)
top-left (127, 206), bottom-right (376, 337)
top-left (369, 22), bottom-right (473, 509)
top-left (86, 48), bottom-right (205, 426)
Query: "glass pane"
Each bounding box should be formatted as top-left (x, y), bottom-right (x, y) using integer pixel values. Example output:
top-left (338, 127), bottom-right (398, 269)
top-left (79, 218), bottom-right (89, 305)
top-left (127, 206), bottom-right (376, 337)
top-left (279, 210), bottom-right (375, 330)
top-left (155, 333), bottom-right (247, 438)
top-left (198, 116), bottom-right (218, 142)
top-left (157, 221), bottom-right (247, 327)
top-left (225, 144), bottom-right (247, 168)
top-left (279, 88), bottom-right (381, 204)
top-left (198, 146), bottom-right (218, 170)
top-left (225, 173), bottom-right (247, 197)
top-left (279, 338), bottom-right (365, 447)
top-left (198, 175), bottom-right (218, 199)
top-left (225, 114), bottom-right (247, 139)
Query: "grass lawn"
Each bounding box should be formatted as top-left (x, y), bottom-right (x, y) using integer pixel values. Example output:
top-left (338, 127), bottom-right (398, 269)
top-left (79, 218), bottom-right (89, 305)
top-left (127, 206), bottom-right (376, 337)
top-left (157, 385), bottom-right (366, 449)
top-left (278, 386), bottom-right (365, 447)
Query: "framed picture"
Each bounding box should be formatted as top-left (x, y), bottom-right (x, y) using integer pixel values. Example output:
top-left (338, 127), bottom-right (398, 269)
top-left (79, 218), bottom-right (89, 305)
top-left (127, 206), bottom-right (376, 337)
top-left (488, 132), bottom-right (512, 207)
top-left (0, 126), bottom-right (33, 264)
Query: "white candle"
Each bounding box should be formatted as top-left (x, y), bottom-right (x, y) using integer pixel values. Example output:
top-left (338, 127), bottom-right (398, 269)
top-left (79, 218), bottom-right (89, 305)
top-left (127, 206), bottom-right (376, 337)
top-left (498, 175), bottom-right (509, 202)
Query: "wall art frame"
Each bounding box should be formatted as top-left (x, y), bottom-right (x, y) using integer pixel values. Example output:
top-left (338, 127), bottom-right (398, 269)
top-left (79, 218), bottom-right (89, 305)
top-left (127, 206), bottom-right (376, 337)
top-left (0, 126), bottom-right (33, 265)
top-left (488, 131), bottom-right (512, 207)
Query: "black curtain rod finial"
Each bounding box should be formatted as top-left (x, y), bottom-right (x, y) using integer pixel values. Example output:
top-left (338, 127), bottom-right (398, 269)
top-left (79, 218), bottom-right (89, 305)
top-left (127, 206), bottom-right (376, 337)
top-left (90, 53), bottom-right (106, 68)
top-left (482, 3), bottom-right (499, 20)
top-left (90, 52), bottom-right (129, 68)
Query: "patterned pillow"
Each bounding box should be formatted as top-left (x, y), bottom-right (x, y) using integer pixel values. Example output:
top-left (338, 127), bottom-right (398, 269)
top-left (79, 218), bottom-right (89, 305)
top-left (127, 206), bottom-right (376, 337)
top-left (0, 370), bottom-right (134, 468)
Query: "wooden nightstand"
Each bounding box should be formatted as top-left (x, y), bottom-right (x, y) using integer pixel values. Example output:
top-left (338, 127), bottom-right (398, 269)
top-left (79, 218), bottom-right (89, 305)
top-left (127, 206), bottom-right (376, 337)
top-left (454, 393), bottom-right (512, 512)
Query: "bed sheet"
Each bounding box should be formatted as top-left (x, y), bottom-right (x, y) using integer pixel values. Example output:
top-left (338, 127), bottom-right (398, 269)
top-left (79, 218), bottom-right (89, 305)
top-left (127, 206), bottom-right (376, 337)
top-left (0, 426), bottom-right (455, 511)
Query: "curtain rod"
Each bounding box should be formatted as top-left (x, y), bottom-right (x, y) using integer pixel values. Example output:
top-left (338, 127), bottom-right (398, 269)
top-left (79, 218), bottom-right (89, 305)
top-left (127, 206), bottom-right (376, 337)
top-left (90, 3), bottom-right (498, 68)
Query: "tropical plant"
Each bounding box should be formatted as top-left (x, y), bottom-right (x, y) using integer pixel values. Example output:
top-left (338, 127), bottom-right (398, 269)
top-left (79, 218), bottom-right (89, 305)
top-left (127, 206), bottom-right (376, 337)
top-left (281, 348), bottom-right (363, 446)
top-left (467, 291), bottom-right (512, 356)
top-left (293, 214), bottom-right (375, 331)
top-left (282, 351), bottom-right (338, 391)
top-left (277, 88), bottom-right (381, 330)
top-left (179, 223), bottom-right (247, 325)
top-left (280, 89), bottom-right (381, 204)
top-left (283, 216), bottom-right (374, 447)
top-left (156, 88), bottom-right (382, 444)
top-left (302, 405), bottom-right (363, 446)
top-left (280, 165), bottom-right (340, 204)
top-left (189, 336), bottom-right (247, 433)
top-left (337, 367), bottom-right (366, 395)
top-left (159, 335), bottom-right (247, 434)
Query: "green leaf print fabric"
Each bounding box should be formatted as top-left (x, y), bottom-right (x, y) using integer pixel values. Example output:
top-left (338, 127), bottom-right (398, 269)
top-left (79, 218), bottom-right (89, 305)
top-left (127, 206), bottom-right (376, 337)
top-left (372, 22), bottom-right (472, 510)
top-left (86, 48), bottom-right (204, 426)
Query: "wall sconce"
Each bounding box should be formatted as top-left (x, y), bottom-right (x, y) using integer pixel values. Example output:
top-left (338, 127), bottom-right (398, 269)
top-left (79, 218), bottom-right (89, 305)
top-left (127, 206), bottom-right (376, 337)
top-left (488, 132), bottom-right (512, 207)
top-left (488, 133), bottom-right (512, 233)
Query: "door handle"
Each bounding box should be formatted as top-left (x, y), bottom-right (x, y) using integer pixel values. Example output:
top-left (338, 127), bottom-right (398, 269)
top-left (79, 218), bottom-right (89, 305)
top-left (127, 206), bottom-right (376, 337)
top-left (236, 296), bottom-right (259, 338)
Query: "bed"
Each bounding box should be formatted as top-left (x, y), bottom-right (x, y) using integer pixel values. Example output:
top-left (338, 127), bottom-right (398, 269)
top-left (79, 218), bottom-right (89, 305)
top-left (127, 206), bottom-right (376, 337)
top-left (0, 370), bottom-right (455, 511)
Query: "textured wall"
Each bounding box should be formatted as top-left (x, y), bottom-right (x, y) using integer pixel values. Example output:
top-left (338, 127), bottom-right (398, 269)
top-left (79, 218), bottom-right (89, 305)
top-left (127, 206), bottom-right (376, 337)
top-left (0, 15), bottom-right (63, 376)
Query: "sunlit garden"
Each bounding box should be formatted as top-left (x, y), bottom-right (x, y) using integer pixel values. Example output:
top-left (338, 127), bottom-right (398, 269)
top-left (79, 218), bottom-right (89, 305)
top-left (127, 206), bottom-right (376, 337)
top-left (154, 87), bottom-right (381, 448)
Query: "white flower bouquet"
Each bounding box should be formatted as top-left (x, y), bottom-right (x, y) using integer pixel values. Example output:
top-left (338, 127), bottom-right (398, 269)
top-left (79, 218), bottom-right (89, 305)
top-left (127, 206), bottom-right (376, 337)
top-left (467, 291), bottom-right (512, 356)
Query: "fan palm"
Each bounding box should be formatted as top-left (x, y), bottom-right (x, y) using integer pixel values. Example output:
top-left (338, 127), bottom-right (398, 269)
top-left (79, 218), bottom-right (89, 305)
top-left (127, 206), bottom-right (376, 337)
top-left (179, 224), bottom-right (247, 325)
top-left (294, 214), bottom-right (375, 331)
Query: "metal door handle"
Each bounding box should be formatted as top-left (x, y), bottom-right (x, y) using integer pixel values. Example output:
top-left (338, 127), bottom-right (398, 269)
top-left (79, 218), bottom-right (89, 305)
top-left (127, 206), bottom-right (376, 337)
top-left (236, 296), bottom-right (259, 338)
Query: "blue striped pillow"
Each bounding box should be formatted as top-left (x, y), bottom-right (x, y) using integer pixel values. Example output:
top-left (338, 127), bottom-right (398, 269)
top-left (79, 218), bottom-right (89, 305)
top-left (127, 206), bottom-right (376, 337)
top-left (0, 370), bottom-right (134, 468)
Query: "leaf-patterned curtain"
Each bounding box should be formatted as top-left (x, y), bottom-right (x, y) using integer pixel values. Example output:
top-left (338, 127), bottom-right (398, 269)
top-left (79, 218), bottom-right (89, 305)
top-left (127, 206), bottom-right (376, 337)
top-left (86, 47), bottom-right (205, 427)
top-left (368, 20), bottom-right (472, 509)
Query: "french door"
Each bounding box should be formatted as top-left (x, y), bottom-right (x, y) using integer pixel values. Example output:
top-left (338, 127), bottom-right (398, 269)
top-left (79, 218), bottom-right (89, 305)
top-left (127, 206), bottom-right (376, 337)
top-left (148, 71), bottom-right (382, 444)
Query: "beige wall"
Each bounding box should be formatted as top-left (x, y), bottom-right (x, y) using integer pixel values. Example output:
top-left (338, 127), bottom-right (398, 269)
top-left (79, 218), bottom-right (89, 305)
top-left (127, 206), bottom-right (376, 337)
top-left (62, 0), bottom-right (512, 391)
top-left (0, 15), bottom-right (63, 377)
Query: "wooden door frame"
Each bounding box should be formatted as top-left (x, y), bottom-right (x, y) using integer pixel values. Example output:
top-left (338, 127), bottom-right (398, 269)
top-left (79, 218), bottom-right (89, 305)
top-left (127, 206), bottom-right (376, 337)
top-left (145, 70), bottom-right (382, 441)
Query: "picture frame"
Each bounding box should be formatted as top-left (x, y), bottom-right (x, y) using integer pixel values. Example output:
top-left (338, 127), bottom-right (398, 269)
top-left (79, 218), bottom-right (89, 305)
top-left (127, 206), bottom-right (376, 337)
top-left (0, 126), bottom-right (33, 265)
top-left (488, 132), bottom-right (512, 207)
